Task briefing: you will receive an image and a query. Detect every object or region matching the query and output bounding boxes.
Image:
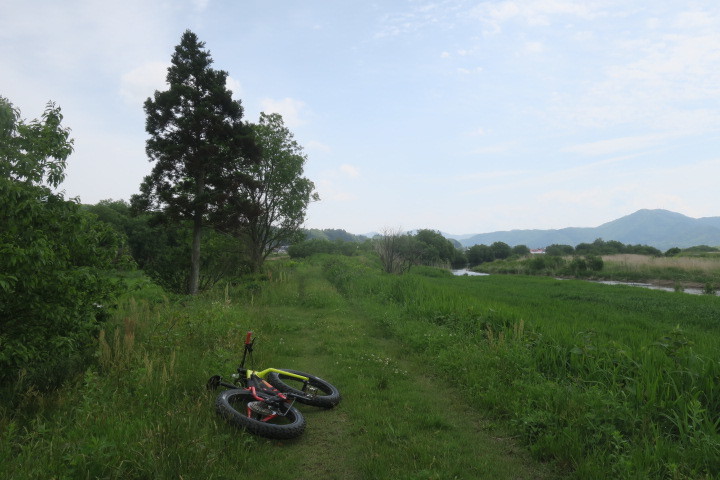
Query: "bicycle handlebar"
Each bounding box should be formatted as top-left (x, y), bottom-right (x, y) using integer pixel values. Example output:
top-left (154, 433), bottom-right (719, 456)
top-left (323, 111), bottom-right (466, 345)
top-left (245, 331), bottom-right (253, 345)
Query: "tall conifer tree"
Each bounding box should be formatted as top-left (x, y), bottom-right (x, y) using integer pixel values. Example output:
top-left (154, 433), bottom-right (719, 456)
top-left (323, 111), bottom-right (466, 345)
top-left (133, 30), bottom-right (257, 294)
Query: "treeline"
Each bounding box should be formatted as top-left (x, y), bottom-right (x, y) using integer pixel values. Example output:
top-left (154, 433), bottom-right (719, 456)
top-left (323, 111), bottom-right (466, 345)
top-left (82, 200), bottom-right (250, 293)
top-left (290, 229), bottom-right (467, 272)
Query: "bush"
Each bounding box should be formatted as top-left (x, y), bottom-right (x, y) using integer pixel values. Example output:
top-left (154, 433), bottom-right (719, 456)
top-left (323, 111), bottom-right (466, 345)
top-left (1, 98), bottom-right (125, 392)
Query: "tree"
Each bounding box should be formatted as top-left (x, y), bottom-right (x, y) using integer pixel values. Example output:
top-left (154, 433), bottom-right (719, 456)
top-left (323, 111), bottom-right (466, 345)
top-left (241, 113), bottom-right (318, 272)
top-left (375, 228), bottom-right (417, 274)
top-left (1, 97), bottom-right (122, 391)
top-left (512, 244), bottom-right (531, 257)
top-left (132, 30), bottom-right (258, 294)
top-left (490, 241), bottom-right (512, 260)
top-left (467, 244), bottom-right (494, 266)
top-left (545, 244), bottom-right (575, 256)
top-left (414, 229), bottom-right (456, 266)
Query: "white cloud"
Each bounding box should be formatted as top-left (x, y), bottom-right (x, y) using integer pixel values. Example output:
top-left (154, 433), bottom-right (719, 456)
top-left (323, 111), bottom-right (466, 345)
top-left (470, 143), bottom-right (514, 155)
top-left (259, 97), bottom-right (307, 128)
top-left (306, 140), bottom-right (331, 153)
top-left (340, 164), bottom-right (360, 177)
top-left (193, 0), bottom-right (211, 11)
top-left (524, 41), bottom-right (544, 53)
top-left (225, 76), bottom-right (242, 98)
top-left (471, 0), bottom-right (605, 33)
top-left (563, 134), bottom-right (666, 156)
top-left (119, 62), bottom-right (169, 105)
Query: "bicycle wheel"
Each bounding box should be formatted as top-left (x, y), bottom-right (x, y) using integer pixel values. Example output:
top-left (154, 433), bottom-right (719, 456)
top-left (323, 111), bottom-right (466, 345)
top-left (215, 389), bottom-right (306, 439)
top-left (266, 369), bottom-right (341, 408)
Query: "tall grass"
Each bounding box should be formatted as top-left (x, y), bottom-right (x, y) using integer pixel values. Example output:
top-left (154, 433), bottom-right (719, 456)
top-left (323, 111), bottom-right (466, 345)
top-left (321, 256), bottom-right (720, 478)
top-left (1, 263), bottom-right (550, 480)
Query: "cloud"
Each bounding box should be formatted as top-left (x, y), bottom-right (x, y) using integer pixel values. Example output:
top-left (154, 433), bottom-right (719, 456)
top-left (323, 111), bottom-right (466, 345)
top-left (119, 61), bottom-right (169, 105)
top-left (193, 0), bottom-right (211, 11)
top-left (470, 142), bottom-right (514, 155)
top-left (524, 41), bottom-right (544, 54)
top-left (562, 134), bottom-right (666, 156)
top-left (225, 76), bottom-right (242, 98)
top-left (471, 0), bottom-right (605, 33)
top-left (340, 164), bottom-right (360, 177)
top-left (259, 97), bottom-right (307, 128)
top-left (306, 140), bottom-right (331, 153)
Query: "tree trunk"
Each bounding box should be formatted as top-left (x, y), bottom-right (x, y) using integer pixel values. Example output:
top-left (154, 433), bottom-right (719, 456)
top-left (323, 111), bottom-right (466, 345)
top-left (189, 213), bottom-right (202, 294)
top-left (189, 172), bottom-right (205, 295)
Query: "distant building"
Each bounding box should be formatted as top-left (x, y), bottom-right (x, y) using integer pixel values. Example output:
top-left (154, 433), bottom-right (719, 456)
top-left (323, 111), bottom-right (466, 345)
top-left (530, 248), bottom-right (546, 254)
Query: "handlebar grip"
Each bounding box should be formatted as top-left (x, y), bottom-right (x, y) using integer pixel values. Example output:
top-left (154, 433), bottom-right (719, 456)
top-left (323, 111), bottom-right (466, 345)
top-left (245, 331), bottom-right (253, 345)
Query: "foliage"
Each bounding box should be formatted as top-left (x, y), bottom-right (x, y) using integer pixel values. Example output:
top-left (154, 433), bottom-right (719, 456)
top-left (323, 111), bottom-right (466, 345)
top-left (85, 200), bottom-right (249, 293)
top-left (0, 97), bottom-right (123, 391)
top-left (303, 228), bottom-right (369, 242)
top-left (373, 228), bottom-right (416, 274)
top-left (132, 30), bottom-right (258, 294)
top-left (413, 229), bottom-right (459, 267)
top-left (545, 244), bottom-right (575, 256)
top-left (240, 112), bottom-right (318, 272)
top-left (467, 244), bottom-right (494, 266)
top-left (288, 238), bottom-right (371, 258)
top-left (576, 238), bottom-right (662, 256)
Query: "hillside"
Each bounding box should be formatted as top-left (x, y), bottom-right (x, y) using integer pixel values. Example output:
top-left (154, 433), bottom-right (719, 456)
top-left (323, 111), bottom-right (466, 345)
top-left (449, 209), bottom-right (720, 250)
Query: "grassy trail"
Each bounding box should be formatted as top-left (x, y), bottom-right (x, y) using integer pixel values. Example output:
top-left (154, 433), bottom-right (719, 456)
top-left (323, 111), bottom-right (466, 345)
top-left (249, 274), bottom-right (554, 479)
top-left (1, 264), bottom-right (558, 479)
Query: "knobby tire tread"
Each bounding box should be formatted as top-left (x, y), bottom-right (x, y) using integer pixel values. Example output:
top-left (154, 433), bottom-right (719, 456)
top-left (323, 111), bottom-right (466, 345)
top-left (266, 369), bottom-right (342, 408)
top-left (215, 389), bottom-right (306, 439)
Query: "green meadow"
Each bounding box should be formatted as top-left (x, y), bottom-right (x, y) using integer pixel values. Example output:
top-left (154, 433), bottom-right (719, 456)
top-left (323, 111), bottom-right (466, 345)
top-left (2, 255), bottom-right (719, 479)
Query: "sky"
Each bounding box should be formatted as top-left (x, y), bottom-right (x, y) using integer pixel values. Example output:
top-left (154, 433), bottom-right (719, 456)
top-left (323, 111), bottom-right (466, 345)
top-left (2, 0), bottom-right (720, 236)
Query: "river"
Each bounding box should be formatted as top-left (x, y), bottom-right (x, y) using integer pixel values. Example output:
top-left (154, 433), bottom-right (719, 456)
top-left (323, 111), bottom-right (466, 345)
top-left (451, 269), bottom-right (718, 296)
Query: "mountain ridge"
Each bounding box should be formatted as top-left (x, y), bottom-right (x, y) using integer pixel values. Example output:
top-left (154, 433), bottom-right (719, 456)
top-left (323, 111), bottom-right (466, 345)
top-left (442, 209), bottom-right (720, 250)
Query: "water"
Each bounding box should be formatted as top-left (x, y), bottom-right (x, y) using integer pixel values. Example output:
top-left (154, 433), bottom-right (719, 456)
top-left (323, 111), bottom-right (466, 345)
top-left (452, 269), bottom-right (716, 296)
top-left (593, 280), bottom-right (713, 296)
top-left (451, 269), bottom-right (489, 277)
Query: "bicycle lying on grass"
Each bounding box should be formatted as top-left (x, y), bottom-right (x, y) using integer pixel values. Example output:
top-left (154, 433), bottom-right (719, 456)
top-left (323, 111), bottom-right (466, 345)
top-left (206, 331), bottom-right (341, 439)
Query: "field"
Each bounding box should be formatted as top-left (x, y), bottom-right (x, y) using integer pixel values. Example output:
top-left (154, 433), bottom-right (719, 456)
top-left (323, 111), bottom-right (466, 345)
top-left (601, 254), bottom-right (720, 289)
top-left (2, 255), bottom-right (719, 479)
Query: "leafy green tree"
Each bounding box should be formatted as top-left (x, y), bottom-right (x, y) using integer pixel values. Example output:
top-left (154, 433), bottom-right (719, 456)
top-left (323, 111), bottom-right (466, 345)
top-left (132, 30), bottom-right (258, 294)
top-left (1, 97), bottom-right (122, 390)
top-left (467, 244), bottom-right (494, 266)
top-left (414, 229), bottom-right (456, 266)
top-left (545, 244), bottom-right (575, 256)
top-left (512, 244), bottom-right (530, 257)
top-left (240, 113), bottom-right (318, 272)
top-left (86, 200), bottom-right (248, 292)
top-left (450, 248), bottom-right (467, 269)
top-left (490, 241), bottom-right (512, 260)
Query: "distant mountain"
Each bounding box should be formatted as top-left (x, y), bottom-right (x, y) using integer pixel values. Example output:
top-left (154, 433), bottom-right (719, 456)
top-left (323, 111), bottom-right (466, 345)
top-left (450, 210), bottom-right (720, 250)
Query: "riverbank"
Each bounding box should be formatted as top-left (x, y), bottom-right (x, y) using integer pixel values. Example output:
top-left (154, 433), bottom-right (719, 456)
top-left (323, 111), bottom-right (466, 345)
top-left (472, 253), bottom-right (720, 294)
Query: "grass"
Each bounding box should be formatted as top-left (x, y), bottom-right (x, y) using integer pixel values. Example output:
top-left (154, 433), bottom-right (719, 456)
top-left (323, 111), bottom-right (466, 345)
top-left (475, 252), bottom-right (720, 289)
top-left (1, 261), bottom-right (549, 480)
top-left (320, 255), bottom-right (720, 478)
top-left (601, 254), bottom-right (720, 288)
top-left (3, 254), bottom-right (720, 478)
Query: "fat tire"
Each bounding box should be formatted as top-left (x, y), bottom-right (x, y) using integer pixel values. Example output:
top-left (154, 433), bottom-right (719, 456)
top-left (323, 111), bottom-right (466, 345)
top-left (215, 389), bottom-right (306, 439)
top-left (266, 369), bottom-right (342, 408)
